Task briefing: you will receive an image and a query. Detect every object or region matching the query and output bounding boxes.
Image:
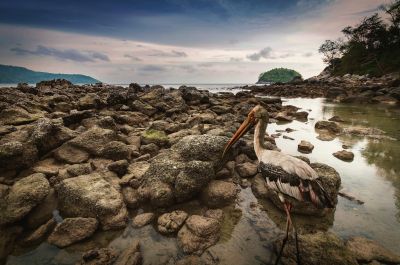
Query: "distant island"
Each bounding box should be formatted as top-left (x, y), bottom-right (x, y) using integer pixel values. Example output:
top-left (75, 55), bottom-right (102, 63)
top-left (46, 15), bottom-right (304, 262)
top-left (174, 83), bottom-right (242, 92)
top-left (257, 68), bottom-right (302, 84)
top-left (0, 64), bottom-right (100, 84)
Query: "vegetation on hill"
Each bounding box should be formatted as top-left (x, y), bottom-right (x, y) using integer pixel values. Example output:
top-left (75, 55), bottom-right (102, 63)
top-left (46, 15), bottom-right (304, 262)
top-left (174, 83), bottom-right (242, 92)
top-left (257, 68), bottom-right (302, 83)
top-left (319, 0), bottom-right (400, 76)
top-left (0, 64), bottom-right (99, 84)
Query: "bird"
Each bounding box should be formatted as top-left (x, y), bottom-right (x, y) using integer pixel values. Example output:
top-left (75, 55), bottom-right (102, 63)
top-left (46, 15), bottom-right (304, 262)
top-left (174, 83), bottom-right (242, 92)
top-left (222, 105), bottom-right (334, 265)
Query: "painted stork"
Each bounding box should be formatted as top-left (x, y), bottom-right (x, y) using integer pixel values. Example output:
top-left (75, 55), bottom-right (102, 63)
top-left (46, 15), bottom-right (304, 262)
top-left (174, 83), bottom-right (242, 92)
top-left (223, 105), bottom-right (334, 265)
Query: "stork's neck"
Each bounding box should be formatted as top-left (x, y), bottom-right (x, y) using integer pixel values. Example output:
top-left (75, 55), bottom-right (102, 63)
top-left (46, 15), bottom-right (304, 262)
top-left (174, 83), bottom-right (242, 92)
top-left (254, 117), bottom-right (268, 160)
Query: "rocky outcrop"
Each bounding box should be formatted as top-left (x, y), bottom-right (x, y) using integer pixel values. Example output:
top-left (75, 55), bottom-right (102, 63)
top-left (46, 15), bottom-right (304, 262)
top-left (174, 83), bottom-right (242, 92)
top-left (157, 210), bottom-right (188, 234)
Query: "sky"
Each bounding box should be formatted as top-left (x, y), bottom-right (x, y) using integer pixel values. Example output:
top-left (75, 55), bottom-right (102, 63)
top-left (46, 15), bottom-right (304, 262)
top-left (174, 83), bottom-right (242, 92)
top-left (0, 0), bottom-right (389, 83)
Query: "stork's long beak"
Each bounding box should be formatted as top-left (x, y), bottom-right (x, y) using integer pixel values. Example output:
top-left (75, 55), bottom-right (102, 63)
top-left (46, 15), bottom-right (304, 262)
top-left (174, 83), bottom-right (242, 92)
top-left (222, 115), bottom-right (256, 158)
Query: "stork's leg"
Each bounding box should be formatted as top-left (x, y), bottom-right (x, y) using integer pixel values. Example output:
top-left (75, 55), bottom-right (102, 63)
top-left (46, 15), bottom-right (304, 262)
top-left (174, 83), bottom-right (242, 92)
top-left (274, 202), bottom-right (291, 265)
top-left (285, 203), bottom-right (301, 265)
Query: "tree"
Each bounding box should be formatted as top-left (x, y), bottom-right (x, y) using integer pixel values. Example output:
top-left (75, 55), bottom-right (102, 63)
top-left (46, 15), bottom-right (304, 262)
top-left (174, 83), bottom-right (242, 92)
top-left (318, 40), bottom-right (342, 70)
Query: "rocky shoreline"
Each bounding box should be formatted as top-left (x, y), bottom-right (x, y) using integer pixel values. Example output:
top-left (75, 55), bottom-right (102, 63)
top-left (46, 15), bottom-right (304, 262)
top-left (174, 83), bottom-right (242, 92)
top-left (0, 79), bottom-right (399, 265)
top-left (246, 72), bottom-right (400, 105)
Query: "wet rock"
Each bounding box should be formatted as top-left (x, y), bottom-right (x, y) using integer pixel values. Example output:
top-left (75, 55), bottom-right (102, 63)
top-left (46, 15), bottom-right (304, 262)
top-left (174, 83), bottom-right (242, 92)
top-left (346, 236), bottom-right (400, 264)
top-left (333, 150), bottom-right (354, 162)
top-left (234, 153), bottom-right (252, 164)
top-left (120, 161), bottom-right (150, 186)
top-left (275, 112), bottom-right (293, 122)
top-left (122, 187), bottom-right (140, 209)
top-left (20, 219), bottom-right (56, 246)
top-left (78, 93), bottom-right (102, 110)
top-left (54, 144), bottom-right (90, 164)
top-left (329, 116), bottom-right (345, 122)
top-left (201, 180), bottom-right (238, 208)
top-left (283, 135), bottom-right (294, 140)
top-left (0, 173), bottom-right (50, 225)
top-left (108, 160), bottom-right (129, 177)
top-left (48, 217), bottom-right (98, 248)
top-left (56, 173), bottom-right (128, 230)
top-left (298, 140), bottom-right (314, 153)
top-left (293, 111), bottom-right (308, 121)
top-left (175, 255), bottom-right (205, 265)
top-left (132, 213), bottom-right (154, 228)
top-left (130, 100), bottom-right (157, 116)
top-left (62, 110), bottom-right (93, 126)
top-left (177, 215), bottom-right (221, 255)
top-left (235, 162), bottom-right (258, 178)
top-left (114, 240), bottom-right (142, 265)
top-left (78, 248), bottom-right (118, 265)
top-left (317, 130), bottom-right (336, 141)
top-left (66, 162), bottom-right (93, 177)
top-left (204, 209), bottom-right (224, 224)
top-left (0, 226), bottom-right (22, 264)
top-left (25, 188), bottom-right (58, 229)
top-left (0, 107), bottom-right (42, 125)
top-left (315, 120), bottom-right (342, 134)
top-left (343, 126), bottom-right (392, 139)
top-left (274, 232), bottom-right (358, 265)
top-left (0, 141), bottom-right (38, 171)
top-left (157, 210), bottom-right (188, 234)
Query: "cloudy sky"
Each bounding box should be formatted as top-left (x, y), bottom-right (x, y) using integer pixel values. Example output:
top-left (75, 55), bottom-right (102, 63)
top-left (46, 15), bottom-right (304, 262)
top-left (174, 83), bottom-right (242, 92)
top-left (0, 0), bottom-right (388, 83)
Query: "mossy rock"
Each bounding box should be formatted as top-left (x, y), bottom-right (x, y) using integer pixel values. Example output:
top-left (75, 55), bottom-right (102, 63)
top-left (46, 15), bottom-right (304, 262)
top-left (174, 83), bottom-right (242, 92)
top-left (141, 129), bottom-right (169, 146)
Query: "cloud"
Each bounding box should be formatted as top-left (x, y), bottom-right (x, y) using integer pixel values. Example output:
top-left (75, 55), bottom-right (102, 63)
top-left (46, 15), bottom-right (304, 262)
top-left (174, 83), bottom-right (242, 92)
top-left (229, 57), bottom-right (243, 62)
top-left (148, 49), bottom-right (188, 57)
top-left (124, 54), bottom-right (142, 61)
top-left (246, 47), bottom-right (273, 61)
top-left (10, 45), bottom-right (109, 62)
top-left (198, 62), bottom-right (214, 67)
top-left (139, 65), bottom-right (167, 72)
top-left (303, 52), bottom-right (313, 57)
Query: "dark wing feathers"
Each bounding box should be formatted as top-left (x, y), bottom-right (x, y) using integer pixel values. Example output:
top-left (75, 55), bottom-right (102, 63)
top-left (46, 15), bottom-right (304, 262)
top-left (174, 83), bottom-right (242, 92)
top-left (259, 162), bottom-right (334, 209)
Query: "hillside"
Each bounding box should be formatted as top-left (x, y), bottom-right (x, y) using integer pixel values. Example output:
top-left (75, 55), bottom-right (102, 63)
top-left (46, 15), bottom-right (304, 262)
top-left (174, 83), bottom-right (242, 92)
top-left (0, 64), bottom-right (99, 84)
top-left (257, 68), bottom-right (302, 83)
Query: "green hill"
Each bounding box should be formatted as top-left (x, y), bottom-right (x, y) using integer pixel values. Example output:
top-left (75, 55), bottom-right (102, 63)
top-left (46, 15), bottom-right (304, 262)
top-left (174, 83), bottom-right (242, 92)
top-left (0, 64), bottom-right (100, 84)
top-left (257, 68), bottom-right (302, 83)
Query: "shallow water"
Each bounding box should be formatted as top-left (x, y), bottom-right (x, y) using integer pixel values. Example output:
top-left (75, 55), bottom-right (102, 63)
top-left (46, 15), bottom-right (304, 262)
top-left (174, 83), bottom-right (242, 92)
top-left (6, 98), bottom-right (400, 264)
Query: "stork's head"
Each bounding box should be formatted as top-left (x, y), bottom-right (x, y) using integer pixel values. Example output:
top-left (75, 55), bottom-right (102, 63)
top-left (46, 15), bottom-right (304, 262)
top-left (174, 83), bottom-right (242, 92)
top-left (222, 105), bottom-right (268, 157)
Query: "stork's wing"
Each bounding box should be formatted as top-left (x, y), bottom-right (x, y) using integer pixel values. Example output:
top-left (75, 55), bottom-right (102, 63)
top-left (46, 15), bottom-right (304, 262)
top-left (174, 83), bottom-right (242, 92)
top-left (259, 162), bottom-right (334, 209)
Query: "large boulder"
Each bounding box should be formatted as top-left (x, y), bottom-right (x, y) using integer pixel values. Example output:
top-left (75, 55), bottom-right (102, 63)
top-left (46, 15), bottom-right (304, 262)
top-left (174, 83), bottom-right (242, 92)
top-left (177, 215), bottom-right (221, 255)
top-left (315, 120), bottom-right (342, 134)
top-left (333, 150), bottom-right (354, 162)
top-left (55, 173), bottom-right (128, 230)
top-left (0, 173), bottom-right (50, 225)
top-left (48, 217), bottom-right (98, 248)
top-left (0, 141), bottom-right (38, 171)
top-left (274, 232), bottom-right (358, 265)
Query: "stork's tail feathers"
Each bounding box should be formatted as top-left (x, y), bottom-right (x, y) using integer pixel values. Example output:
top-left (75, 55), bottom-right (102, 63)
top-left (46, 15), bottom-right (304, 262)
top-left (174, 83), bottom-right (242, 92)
top-left (314, 180), bottom-right (335, 209)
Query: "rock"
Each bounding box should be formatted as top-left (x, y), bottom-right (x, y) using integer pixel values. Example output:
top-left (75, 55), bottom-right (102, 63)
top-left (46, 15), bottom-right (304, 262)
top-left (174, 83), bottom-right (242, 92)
top-left (139, 143), bottom-right (159, 157)
top-left (100, 141), bottom-right (132, 161)
top-left (66, 163), bottom-right (93, 177)
top-left (130, 100), bottom-right (157, 116)
top-left (235, 162), bottom-right (258, 178)
top-left (0, 173), bottom-right (50, 225)
top-left (329, 116), bottom-right (345, 122)
top-left (283, 135), bottom-right (294, 140)
top-left (25, 188), bottom-right (58, 229)
top-left (275, 112), bottom-right (293, 122)
top-left (157, 210), bottom-right (188, 234)
top-left (175, 256), bottom-right (205, 265)
top-left (132, 213), bottom-right (154, 228)
top-left (120, 161), bottom-right (150, 186)
top-left (0, 226), bottom-right (22, 264)
top-left (20, 219), bottom-right (56, 246)
top-left (0, 107), bottom-right (42, 125)
top-left (333, 150), bottom-right (354, 162)
top-left (201, 180), bottom-right (238, 208)
top-left (315, 120), bottom-right (342, 134)
top-left (0, 141), bottom-right (38, 171)
top-left (78, 248), bottom-right (118, 265)
top-left (56, 173), bottom-right (128, 230)
top-left (293, 111), bottom-right (308, 121)
top-left (346, 236), bottom-right (400, 264)
top-left (108, 160), bottom-right (129, 177)
top-left (204, 209), bottom-right (224, 224)
top-left (317, 130), bottom-right (336, 141)
top-left (122, 187), bottom-right (140, 209)
top-left (114, 240), bottom-right (142, 265)
top-left (177, 215), bottom-right (221, 255)
top-left (48, 217), bottom-right (98, 248)
top-left (274, 232), bottom-right (358, 265)
top-left (78, 93), bottom-right (102, 110)
top-left (298, 140), bottom-right (314, 153)
top-left (54, 144), bottom-right (90, 164)
top-left (141, 129), bottom-right (169, 147)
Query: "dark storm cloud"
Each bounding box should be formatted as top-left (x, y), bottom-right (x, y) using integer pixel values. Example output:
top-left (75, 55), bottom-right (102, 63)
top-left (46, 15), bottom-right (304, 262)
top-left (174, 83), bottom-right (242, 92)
top-left (10, 45), bottom-right (110, 62)
top-left (0, 0), bottom-right (334, 47)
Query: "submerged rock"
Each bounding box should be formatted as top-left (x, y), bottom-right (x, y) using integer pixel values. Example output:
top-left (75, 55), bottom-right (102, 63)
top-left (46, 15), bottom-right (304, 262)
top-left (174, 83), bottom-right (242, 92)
top-left (157, 210), bottom-right (188, 234)
top-left (177, 215), bottom-right (221, 255)
top-left (201, 180), bottom-right (238, 208)
top-left (48, 217), bottom-right (98, 248)
top-left (78, 248), bottom-right (118, 265)
top-left (132, 213), bottom-right (154, 228)
top-left (315, 120), bottom-right (342, 134)
top-left (114, 240), bottom-right (142, 265)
